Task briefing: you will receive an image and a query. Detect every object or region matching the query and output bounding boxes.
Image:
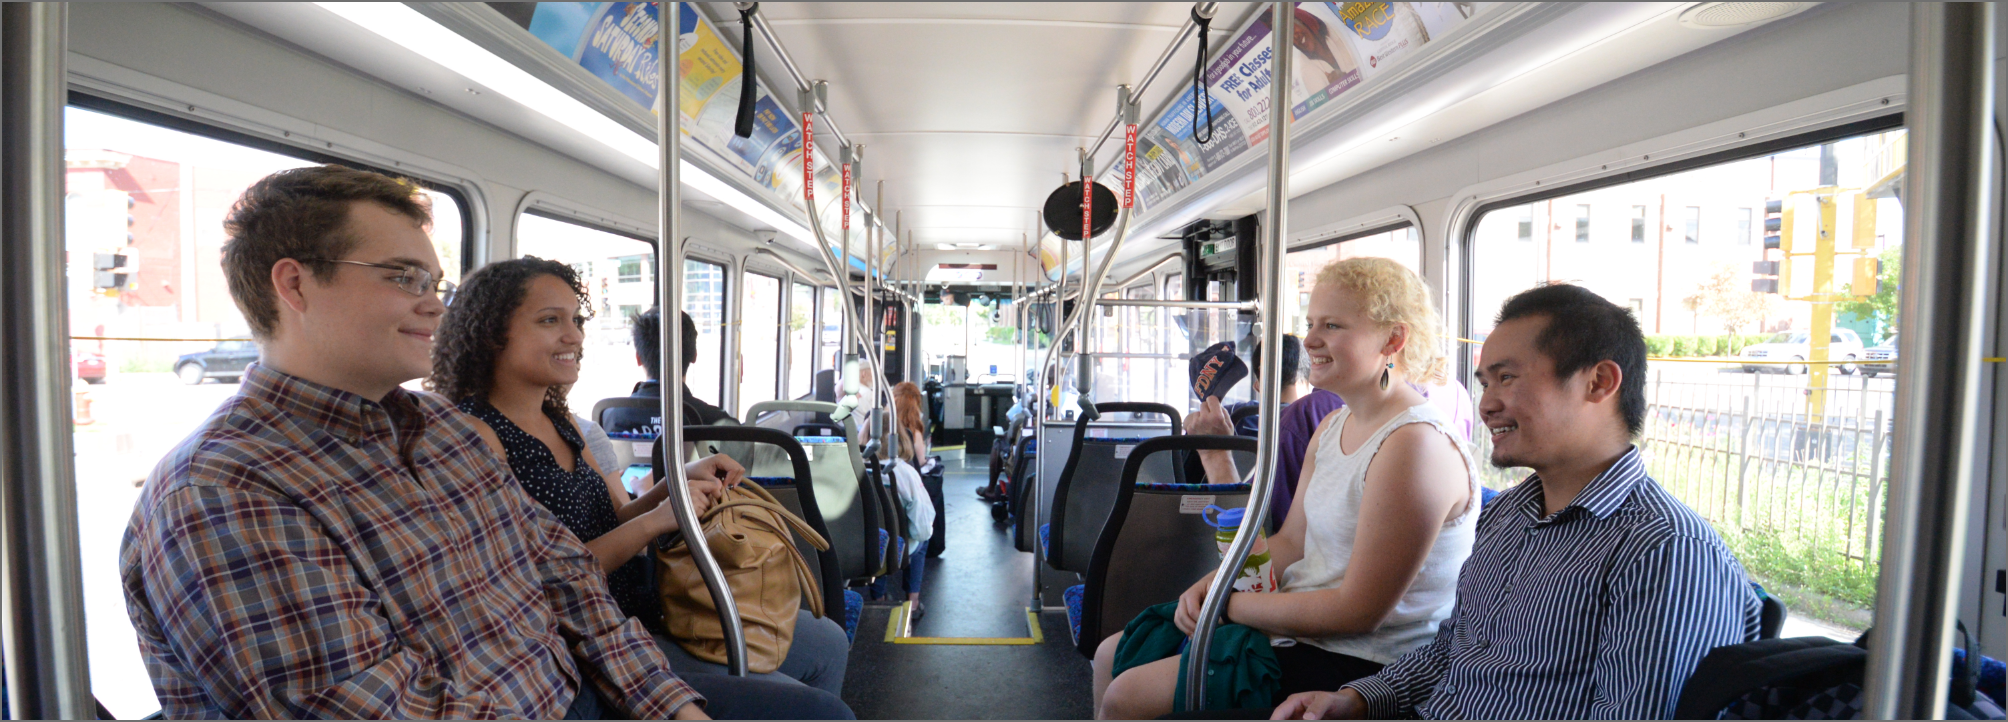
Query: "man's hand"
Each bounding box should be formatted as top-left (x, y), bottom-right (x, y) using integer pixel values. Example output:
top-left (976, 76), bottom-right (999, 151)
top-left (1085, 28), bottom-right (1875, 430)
top-left (1185, 397), bottom-right (1233, 436)
top-left (1271, 689), bottom-right (1366, 720)
top-left (672, 701), bottom-right (712, 720)
top-left (685, 454), bottom-right (745, 489)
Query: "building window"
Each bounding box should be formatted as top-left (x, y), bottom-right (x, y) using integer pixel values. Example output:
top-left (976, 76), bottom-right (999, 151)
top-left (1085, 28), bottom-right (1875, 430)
top-left (1737, 207), bottom-right (1753, 245)
top-left (1684, 206), bottom-right (1701, 244)
top-left (1574, 204), bottom-right (1591, 243)
top-left (1631, 205), bottom-right (1647, 243)
top-left (1516, 207), bottom-right (1533, 242)
top-left (615, 255), bottom-right (648, 284)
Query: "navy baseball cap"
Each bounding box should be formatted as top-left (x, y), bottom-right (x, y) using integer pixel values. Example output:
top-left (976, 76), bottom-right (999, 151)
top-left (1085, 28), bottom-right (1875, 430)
top-left (1189, 341), bottom-right (1248, 402)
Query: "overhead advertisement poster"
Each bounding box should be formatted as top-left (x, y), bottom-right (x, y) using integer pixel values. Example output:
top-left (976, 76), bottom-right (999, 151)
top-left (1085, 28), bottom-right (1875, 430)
top-left (1131, 2), bottom-right (1480, 214)
top-left (524, 3), bottom-right (856, 260)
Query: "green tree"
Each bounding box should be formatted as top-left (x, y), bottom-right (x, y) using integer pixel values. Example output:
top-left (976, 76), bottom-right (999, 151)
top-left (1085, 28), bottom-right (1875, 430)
top-left (1685, 262), bottom-right (1776, 336)
top-left (1838, 246), bottom-right (1902, 341)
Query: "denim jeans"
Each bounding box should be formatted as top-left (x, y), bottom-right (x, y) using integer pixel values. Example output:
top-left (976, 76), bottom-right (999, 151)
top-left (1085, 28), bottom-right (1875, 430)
top-left (652, 610), bottom-right (851, 696)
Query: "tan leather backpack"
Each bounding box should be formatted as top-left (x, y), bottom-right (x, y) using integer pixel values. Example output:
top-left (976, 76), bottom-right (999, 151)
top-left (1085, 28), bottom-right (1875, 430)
top-left (655, 482), bottom-right (828, 673)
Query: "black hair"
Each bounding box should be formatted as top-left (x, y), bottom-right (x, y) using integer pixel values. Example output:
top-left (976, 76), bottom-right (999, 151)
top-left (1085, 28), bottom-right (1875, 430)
top-left (428, 256), bottom-right (591, 417)
top-left (1252, 334), bottom-right (1304, 385)
top-left (1495, 283), bottom-right (1647, 436)
top-left (629, 307), bottom-right (700, 381)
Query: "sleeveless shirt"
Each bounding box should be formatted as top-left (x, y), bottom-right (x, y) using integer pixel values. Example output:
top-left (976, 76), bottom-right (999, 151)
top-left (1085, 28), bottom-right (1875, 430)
top-left (1279, 401), bottom-right (1480, 663)
top-left (458, 399), bottom-right (659, 628)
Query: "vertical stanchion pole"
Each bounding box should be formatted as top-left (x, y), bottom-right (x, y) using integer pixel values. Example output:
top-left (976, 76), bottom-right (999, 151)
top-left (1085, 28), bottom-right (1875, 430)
top-left (1, 4), bottom-right (93, 718)
top-left (657, 2), bottom-right (746, 676)
top-left (1865, 3), bottom-right (1997, 717)
top-left (1185, 1), bottom-right (1288, 710)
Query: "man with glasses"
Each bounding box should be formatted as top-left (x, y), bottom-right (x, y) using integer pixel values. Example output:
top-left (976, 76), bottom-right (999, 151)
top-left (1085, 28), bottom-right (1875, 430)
top-left (121, 166), bottom-right (729, 719)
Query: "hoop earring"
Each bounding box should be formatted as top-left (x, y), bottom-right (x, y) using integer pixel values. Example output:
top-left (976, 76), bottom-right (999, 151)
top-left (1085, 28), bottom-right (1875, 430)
top-left (1379, 358), bottom-right (1394, 391)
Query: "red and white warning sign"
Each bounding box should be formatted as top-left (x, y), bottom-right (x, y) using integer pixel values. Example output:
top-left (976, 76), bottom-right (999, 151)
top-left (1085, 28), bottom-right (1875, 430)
top-left (1082, 174), bottom-right (1093, 241)
top-left (842, 163), bottom-right (852, 231)
top-left (1123, 123), bottom-right (1138, 209)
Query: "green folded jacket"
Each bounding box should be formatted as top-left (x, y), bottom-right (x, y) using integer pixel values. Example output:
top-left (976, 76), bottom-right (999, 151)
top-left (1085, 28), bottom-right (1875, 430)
top-left (1111, 601), bottom-right (1282, 713)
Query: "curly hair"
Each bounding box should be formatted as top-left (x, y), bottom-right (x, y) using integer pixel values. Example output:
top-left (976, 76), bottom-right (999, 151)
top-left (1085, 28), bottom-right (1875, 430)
top-left (427, 256), bottom-right (594, 418)
top-left (1314, 257), bottom-right (1447, 384)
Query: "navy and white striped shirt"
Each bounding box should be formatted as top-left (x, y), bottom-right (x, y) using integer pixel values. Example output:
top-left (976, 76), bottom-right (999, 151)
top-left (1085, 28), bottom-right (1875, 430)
top-left (1344, 447), bottom-right (1759, 719)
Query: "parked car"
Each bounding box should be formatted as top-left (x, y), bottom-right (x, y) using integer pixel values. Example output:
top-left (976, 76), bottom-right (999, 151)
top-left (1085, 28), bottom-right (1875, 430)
top-left (73, 350), bottom-right (106, 385)
top-left (1739, 329), bottom-right (1865, 375)
top-left (1862, 335), bottom-right (1897, 377)
top-left (173, 338), bottom-right (258, 384)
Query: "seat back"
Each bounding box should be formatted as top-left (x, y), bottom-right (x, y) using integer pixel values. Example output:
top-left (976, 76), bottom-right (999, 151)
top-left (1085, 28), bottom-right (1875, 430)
top-left (747, 403), bottom-right (878, 584)
top-left (593, 396), bottom-right (655, 430)
top-left (1079, 434), bottom-right (1256, 658)
top-left (1047, 402), bottom-right (1183, 573)
top-left (670, 427), bottom-right (846, 616)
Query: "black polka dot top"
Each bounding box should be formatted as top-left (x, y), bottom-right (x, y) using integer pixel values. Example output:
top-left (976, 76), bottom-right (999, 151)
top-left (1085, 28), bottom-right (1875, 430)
top-left (458, 398), bottom-right (658, 628)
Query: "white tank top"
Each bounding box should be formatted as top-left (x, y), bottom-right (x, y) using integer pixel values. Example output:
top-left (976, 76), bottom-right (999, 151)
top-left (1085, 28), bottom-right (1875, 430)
top-left (1279, 402), bottom-right (1480, 664)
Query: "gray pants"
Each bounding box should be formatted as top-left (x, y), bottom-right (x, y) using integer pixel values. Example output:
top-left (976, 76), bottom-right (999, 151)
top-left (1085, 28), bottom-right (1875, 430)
top-left (653, 610), bottom-right (850, 696)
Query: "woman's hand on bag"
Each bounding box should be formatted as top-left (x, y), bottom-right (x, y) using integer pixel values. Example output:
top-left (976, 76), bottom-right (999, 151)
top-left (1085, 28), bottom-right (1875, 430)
top-left (1173, 571), bottom-right (1219, 635)
top-left (638, 482), bottom-right (714, 535)
top-left (686, 453), bottom-right (745, 492)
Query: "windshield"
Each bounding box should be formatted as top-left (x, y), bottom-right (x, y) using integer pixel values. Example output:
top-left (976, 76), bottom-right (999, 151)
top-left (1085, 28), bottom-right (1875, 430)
top-left (1766, 332), bottom-right (1808, 344)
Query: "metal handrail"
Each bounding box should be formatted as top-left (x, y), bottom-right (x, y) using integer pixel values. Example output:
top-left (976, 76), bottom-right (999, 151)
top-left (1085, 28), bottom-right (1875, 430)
top-left (1, 4), bottom-right (93, 717)
top-left (1184, 1), bottom-right (1289, 710)
top-left (1091, 298), bottom-right (1256, 310)
top-left (1083, 3), bottom-right (1218, 166)
top-left (657, 5), bottom-right (747, 676)
top-left (1863, 3), bottom-right (1997, 717)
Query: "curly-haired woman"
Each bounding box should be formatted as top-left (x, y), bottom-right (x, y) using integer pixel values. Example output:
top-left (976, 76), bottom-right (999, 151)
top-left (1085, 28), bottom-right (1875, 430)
top-left (429, 257), bottom-right (853, 717)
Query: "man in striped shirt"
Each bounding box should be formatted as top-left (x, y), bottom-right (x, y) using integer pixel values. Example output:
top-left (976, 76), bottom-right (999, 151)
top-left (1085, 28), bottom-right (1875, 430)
top-left (1275, 284), bottom-right (1759, 720)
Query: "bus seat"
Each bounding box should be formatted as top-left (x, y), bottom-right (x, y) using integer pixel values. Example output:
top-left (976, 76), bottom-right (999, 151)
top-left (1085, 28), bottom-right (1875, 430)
top-left (1009, 435), bottom-right (1038, 552)
top-left (1076, 434), bottom-right (1257, 659)
top-left (842, 588), bottom-right (863, 643)
top-left (1753, 583), bottom-right (1787, 640)
top-left (659, 427), bottom-right (847, 618)
top-left (1480, 486), bottom-right (1501, 507)
top-left (1047, 402), bottom-right (1183, 574)
top-left (592, 396), bottom-right (653, 430)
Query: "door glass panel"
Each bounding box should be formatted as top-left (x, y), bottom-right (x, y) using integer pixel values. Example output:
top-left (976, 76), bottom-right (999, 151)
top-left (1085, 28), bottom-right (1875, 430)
top-left (682, 258), bottom-right (729, 406)
top-left (739, 272), bottom-right (782, 415)
top-left (789, 282), bottom-right (815, 398)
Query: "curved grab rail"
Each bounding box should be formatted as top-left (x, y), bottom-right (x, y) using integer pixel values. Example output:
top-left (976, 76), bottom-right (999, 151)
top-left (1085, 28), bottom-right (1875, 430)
top-left (1184, 2), bottom-right (1291, 709)
top-left (657, 5), bottom-right (747, 676)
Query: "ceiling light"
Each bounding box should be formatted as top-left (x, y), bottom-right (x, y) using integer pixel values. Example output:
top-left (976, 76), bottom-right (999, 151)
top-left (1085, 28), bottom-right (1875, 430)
top-left (1678, 2), bottom-right (1809, 28)
top-left (315, 2), bottom-right (813, 244)
top-left (936, 244), bottom-right (956, 250)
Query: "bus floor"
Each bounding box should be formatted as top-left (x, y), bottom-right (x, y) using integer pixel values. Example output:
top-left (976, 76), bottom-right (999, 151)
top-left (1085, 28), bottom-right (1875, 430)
top-left (839, 450), bottom-right (1094, 720)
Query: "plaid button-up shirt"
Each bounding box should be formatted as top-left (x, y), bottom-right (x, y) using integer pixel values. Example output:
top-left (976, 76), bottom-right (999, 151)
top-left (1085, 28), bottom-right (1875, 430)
top-left (121, 363), bottom-right (700, 719)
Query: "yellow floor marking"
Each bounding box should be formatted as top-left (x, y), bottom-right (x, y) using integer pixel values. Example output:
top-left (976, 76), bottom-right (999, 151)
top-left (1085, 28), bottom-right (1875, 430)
top-left (880, 603), bottom-right (1047, 646)
top-left (930, 444), bottom-right (965, 451)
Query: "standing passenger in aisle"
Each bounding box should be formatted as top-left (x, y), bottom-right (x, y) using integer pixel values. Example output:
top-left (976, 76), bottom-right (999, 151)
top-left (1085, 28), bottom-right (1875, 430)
top-left (1271, 283), bottom-right (1761, 720)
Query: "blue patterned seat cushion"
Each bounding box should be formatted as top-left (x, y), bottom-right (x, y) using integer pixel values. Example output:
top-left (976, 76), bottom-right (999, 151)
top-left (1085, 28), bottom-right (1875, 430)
top-left (1135, 482), bottom-right (1250, 492)
top-left (749, 476), bottom-right (795, 488)
top-left (841, 589), bottom-right (862, 643)
top-left (876, 529), bottom-right (889, 570)
top-left (1039, 523), bottom-right (1050, 560)
top-left (1064, 584), bottom-right (1085, 647)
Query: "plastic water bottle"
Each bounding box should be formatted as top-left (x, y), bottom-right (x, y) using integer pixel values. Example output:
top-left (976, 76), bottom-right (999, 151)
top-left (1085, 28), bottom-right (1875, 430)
top-left (1203, 505), bottom-right (1276, 593)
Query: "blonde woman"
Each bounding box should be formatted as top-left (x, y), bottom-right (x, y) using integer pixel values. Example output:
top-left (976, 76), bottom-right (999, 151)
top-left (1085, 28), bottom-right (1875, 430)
top-left (1092, 257), bottom-right (1480, 719)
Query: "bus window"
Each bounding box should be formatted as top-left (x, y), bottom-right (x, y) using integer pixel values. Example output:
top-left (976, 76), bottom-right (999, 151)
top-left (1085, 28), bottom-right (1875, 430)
top-left (789, 281), bottom-right (815, 398)
top-left (515, 213), bottom-right (655, 415)
top-left (819, 286), bottom-right (842, 375)
top-left (1285, 225), bottom-right (1421, 345)
top-left (1465, 129), bottom-right (1907, 640)
top-left (63, 106), bottom-right (468, 720)
top-left (683, 258), bottom-right (729, 406)
top-left (739, 272), bottom-right (783, 414)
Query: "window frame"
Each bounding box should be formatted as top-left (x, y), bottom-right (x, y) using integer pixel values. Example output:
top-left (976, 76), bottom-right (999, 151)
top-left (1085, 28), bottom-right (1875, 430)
top-left (1454, 113), bottom-right (1904, 380)
top-left (67, 92), bottom-right (478, 277)
top-left (737, 269), bottom-right (786, 413)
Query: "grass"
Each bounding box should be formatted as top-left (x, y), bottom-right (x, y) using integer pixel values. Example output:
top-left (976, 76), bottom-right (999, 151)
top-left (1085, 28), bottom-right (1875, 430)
top-left (117, 355), bottom-right (172, 373)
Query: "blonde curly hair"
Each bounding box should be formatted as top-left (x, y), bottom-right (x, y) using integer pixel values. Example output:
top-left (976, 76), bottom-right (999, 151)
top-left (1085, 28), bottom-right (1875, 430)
top-left (1314, 257), bottom-right (1447, 385)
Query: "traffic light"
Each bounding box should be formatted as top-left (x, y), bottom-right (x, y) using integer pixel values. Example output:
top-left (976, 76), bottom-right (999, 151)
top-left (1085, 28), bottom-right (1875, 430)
top-left (93, 252), bottom-right (128, 290)
top-left (1751, 260), bottom-right (1780, 294)
top-left (1762, 198), bottom-right (1786, 251)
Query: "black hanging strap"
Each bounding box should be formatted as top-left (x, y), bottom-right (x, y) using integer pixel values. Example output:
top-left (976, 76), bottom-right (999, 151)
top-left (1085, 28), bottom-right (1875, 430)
top-left (734, 3), bottom-right (759, 138)
top-left (1191, 7), bottom-right (1215, 145)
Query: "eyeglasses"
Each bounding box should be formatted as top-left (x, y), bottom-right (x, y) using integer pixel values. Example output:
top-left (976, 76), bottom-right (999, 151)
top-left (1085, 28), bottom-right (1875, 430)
top-left (313, 259), bottom-right (457, 303)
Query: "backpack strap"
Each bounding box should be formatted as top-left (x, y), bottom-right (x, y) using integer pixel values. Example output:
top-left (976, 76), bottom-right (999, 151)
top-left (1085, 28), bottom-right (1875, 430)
top-left (1673, 637), bottom-right (1866, 719)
